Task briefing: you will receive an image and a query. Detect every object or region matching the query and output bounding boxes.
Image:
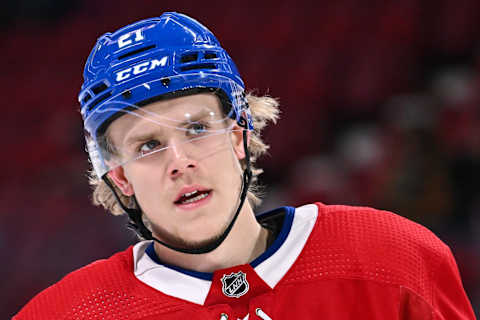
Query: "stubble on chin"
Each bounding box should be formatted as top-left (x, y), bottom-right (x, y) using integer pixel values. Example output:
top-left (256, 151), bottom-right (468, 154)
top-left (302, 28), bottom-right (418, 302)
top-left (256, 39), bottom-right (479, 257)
top-left (150, 220), bottom-right (229, 251)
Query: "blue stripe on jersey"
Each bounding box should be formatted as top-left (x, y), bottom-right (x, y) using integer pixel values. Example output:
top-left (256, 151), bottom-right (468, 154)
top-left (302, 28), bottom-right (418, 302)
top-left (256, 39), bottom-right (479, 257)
top-left (250, 206), bottom-right (295, 268)
top-left (145, 242), bottom-right (213, 280)
top-left (144, 206), bottom-right (295, 280)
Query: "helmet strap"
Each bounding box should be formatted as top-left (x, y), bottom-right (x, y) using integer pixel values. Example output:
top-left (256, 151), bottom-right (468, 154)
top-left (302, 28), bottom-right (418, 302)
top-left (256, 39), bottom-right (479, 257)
top-left (102, 122), bottom-right (252, 255)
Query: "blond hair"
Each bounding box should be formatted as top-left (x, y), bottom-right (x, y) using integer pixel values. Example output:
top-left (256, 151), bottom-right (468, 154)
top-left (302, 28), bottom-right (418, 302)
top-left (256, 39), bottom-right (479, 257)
top-left (88, 93), bottom-right (280, 215)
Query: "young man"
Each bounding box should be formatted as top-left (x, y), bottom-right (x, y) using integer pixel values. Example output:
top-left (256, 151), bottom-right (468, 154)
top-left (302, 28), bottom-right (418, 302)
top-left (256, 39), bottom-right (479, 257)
top-left (15, 12), bottom-right (476, 320)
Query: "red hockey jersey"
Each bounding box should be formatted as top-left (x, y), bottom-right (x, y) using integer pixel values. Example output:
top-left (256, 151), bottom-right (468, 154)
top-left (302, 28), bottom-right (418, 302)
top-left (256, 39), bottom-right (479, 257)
top-left (14, 203), bottom-right (476, 319)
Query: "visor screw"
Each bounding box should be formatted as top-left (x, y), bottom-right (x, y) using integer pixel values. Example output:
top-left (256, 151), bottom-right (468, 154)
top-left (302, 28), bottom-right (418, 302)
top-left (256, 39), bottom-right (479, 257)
top-left (161, 77), bottom-right (170, 87)
top-left (122, 90), bottom-right (132, 99)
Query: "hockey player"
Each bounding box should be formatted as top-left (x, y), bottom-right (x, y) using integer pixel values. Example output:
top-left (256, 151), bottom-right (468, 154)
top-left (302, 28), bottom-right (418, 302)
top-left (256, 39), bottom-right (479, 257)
top-left (15, 12), bottom-right (476, 320)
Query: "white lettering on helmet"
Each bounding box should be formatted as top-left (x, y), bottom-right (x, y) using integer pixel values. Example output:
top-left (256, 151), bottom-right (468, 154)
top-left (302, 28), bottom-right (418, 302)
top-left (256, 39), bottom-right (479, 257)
top-left (134, 29), bottom-right (144, 42)
top-left (115, 56), bottom-right (168, 82)
top-left (116, 68), bottom-right (132, 82)
top-left (149, 56), bottom-right (168, 70)
top-left (132, 61), bottom-right (150, 75)
top-left (118, 28), bottom-right (145, 49)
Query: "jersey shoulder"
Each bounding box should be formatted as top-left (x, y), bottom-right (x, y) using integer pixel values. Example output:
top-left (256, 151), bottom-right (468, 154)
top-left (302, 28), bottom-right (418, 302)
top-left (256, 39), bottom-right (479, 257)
top-left (14, 246), bottom-right (186, 319)
top-left (284, 202), bottom-right (452, 305)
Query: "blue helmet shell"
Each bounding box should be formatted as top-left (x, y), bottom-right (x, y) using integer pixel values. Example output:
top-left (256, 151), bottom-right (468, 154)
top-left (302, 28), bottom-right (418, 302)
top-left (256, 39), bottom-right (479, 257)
top-left (79, 12), bottom-right (252, 145)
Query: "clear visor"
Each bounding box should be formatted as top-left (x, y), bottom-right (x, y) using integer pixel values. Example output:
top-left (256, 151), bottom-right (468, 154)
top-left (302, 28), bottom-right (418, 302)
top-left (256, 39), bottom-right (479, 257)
top-left (86, 91), bottom-right (239, 178)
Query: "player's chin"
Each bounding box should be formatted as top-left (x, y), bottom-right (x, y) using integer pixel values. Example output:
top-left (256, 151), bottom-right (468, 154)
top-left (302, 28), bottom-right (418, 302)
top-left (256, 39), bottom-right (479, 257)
top-left (180, 223), bottom-right (227, 247)
top-left (181, 233), bottom-right (223, 251)
top-left (152, 221), bottom-right (226, 251)
top-left (163, 231), bottom-right (224, 251)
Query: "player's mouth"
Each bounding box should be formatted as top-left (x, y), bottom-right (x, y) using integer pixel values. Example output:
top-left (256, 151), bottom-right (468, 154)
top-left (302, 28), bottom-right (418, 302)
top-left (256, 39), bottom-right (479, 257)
top-left (174, 186), bottom-right (212, 210)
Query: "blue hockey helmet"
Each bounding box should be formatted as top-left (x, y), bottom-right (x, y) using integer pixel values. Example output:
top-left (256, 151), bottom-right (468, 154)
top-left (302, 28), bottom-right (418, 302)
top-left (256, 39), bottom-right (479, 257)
top-left (79, 12), bottom-right (252, 178)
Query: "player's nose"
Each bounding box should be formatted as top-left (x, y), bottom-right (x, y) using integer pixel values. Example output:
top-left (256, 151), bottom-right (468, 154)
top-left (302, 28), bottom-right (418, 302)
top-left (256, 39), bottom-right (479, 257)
top-left (166, 142), bottom-right (197, 179)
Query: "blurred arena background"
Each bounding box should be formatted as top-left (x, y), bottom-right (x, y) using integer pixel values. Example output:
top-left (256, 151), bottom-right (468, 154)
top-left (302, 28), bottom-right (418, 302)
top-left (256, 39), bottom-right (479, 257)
top-left (1, 0), bottom-right (479, 317)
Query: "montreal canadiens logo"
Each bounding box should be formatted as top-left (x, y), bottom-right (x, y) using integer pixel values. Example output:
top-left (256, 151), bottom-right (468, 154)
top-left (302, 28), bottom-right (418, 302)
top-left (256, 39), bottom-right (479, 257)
top-left (221, 271), bottom-right (249, 298)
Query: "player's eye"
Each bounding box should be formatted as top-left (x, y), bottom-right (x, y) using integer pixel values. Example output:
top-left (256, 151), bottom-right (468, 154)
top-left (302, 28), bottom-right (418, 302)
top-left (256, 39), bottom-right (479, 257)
top-left (139, 139), bottom-right (161, 155)
top-left (186, 122), bottom-right (208, 136)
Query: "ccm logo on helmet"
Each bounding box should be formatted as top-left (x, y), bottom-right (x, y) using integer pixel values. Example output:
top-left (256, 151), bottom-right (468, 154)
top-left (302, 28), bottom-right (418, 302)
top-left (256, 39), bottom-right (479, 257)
top-left (115, 56), bottom-right (168, 82)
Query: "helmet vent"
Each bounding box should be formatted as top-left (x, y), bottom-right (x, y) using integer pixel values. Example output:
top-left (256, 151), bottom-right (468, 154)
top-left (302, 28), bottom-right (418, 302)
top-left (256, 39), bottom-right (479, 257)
top-left (88, 92), bottom-right (112, 111)
top-left (180, 63), bottom-right (216, 72)
top-left (180, 53), bottom-right (198, 63)
top-left (91, 82), bottom-right (108, 95)
top-left (82, 93), bottom-right (92, 104)
top-left (122, 90), bottom-right (132, 99)
top-left (118, 44), bottom-right (156, 60)
top-left (161, 78), bottom-right (170, 86)
top-left (204, 52), bottom-right (217, 59)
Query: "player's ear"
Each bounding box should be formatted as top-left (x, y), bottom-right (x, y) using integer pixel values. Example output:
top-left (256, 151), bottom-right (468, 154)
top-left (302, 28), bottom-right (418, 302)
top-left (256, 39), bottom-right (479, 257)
top-left (107, 167), bottom-right (134, 196)
top-left (231, 124), bottom-right (249, 160)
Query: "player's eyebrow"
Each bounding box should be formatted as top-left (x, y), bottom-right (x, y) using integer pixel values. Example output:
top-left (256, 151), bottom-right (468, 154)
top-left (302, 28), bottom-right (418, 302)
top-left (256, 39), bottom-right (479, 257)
top-left (122, 109), bottom-right (218, 146)
top-left (124, 131), bottom-right (159, 147)
top-left (121, 117), bottom-right (168, 147)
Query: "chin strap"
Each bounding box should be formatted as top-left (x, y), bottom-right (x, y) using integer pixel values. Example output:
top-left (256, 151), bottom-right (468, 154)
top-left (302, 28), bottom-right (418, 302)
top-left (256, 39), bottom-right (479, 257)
top-left (102, 124), bottom-right (252, 255)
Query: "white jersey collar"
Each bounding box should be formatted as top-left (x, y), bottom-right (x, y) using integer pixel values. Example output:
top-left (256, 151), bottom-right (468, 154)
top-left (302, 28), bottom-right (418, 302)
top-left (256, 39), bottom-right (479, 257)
top-left (132, 204), bottom-right (319, 305)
